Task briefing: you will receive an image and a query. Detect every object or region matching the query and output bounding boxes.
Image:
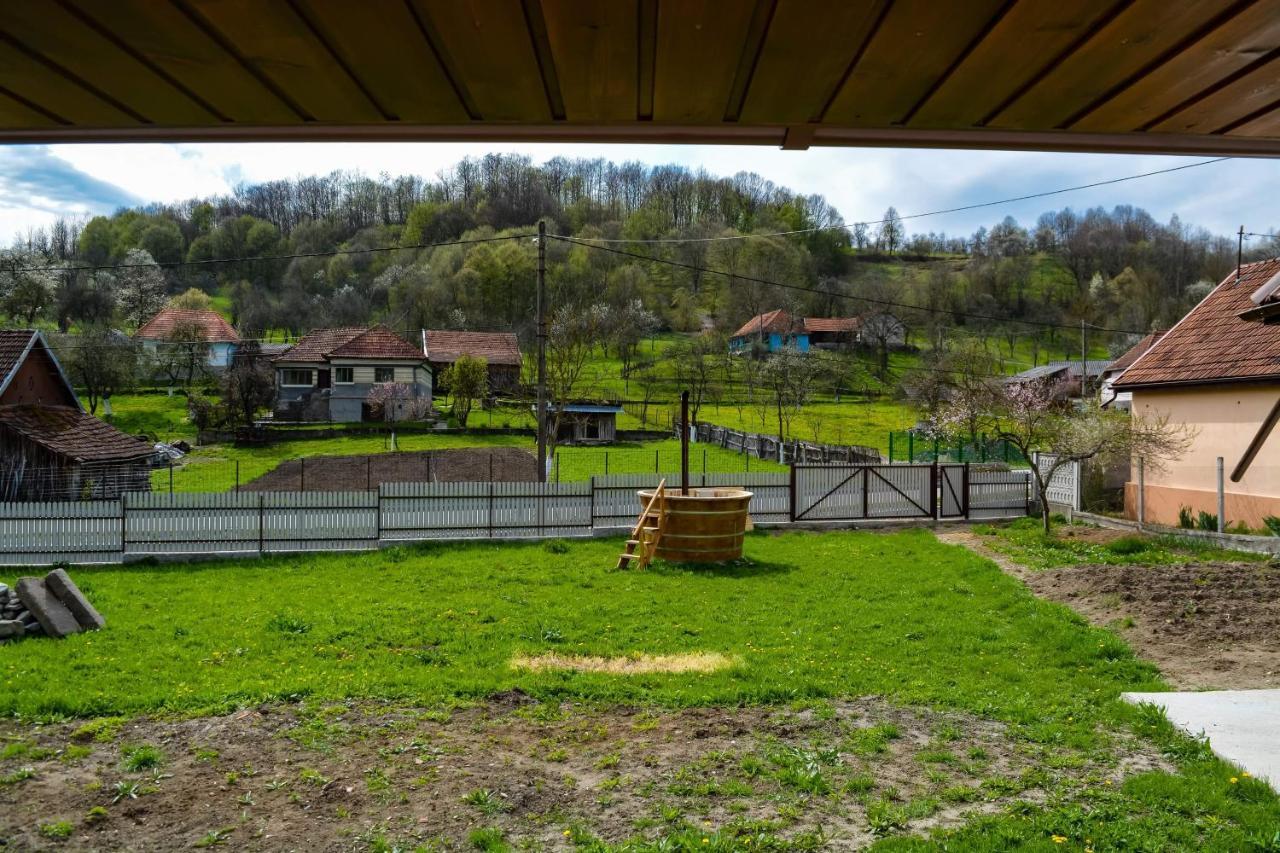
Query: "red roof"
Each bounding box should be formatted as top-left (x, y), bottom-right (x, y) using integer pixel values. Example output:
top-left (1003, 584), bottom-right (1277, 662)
top-left (1114, 258), bottom-right (1280, 389)
top-left (0, 330), bottom-right (36, 386)
top-left (136, 307), bottom-right (239, 343)
top-left (0, 405), bottom-right (153, 463)
top-left (425, 330), bottom-right (521, 366)
top-left (1104, 330), bottom-right (1167, 377)
top-left (329, 327), bottom-right (424, 360)
top-left (274, 328), bottom-right (364, 363)
top-left (732, 309), bottom-right (794, 339)
top-left (801, 316), bottom-right (860, 334)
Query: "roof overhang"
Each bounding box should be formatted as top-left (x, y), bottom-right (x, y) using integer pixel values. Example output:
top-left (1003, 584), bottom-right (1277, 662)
top-left (3, 2), bottom-right (1280, 156)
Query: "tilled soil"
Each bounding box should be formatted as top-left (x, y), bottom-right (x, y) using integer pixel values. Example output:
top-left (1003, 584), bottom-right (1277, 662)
top-left (241, 448), bottom-right (539, 492)
top-left (939, 530), bottom-right (1280, 690)
top-left (0, 695), bottom-right (1164, 851)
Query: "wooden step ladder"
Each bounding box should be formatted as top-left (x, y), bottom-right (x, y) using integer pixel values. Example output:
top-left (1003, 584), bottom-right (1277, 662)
top-left (617, 479), bottom-right (667, 570)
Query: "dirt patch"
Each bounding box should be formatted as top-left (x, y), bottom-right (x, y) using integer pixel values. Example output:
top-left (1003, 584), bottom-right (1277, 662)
top-left (512, 652), bottom-right (737, 674)
top-left (939, 530), bottom-right (1280, 690)
top-left (240, 447), bottom-right (538, 492)
top-left (0, 697), bottom-right (1164, 851)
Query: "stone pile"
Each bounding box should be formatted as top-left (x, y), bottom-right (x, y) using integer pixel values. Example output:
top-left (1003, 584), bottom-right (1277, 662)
top-left (0, 569), bottom-right (104, 643)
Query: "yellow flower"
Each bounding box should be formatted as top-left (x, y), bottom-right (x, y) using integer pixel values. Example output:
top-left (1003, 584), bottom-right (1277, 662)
top-left (1051, 836), bottom-right (1067, 844)
top-left (563, 830), bottom-right (571, 837)
top-left (702, 840), bottom-right (709, 845)
top-left (1230, 776), bottom-right (1239, 783)
top-left (1242, 772), bottom-right (1251, 778)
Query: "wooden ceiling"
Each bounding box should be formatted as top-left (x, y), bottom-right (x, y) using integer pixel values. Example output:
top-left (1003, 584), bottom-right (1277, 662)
top-left (2, 0), bottom-right (1280, 155)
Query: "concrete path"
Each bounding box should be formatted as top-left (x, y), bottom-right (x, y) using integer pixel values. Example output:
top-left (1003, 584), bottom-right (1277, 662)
top-left (1123, 690), bottom-right (1280, 786)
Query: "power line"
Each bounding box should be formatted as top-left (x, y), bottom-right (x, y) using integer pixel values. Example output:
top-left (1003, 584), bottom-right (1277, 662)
top-left (553, 235), bottom-right (1149, 337)
top-left (558, 157), bottom-right (1233, 245)
top-left (6, 233), bottom-right (531, 275)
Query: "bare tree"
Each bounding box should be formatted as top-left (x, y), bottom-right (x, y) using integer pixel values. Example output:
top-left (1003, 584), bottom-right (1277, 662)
top-left (545, 303), bottom-right (602, 463)
top-left (58, 327), bottom-right (137, 415)
top-left (221, 341), bottom-right (276, 428)
top-left (759, 348), bottom-right (821, 445)
top-left (158, 319), bottom-right (211, 389)
top-left (671, 334), bottom-right (723, 423)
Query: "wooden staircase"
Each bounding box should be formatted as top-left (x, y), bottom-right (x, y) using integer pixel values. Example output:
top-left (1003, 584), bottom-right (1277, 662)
top-left (617, 479), bottom-right (667, 570)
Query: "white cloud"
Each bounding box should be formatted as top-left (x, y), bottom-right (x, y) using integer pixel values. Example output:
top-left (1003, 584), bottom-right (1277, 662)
top-left (2, 142), bottom-right (1276, 244)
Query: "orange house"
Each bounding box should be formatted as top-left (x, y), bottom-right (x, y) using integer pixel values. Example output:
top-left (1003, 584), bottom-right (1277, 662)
top-left (1113, 258), bottom-right (1280, 528)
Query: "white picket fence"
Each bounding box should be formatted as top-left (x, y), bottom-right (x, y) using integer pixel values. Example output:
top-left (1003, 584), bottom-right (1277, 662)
top-left (0, 465), bottom-right (1028, 566)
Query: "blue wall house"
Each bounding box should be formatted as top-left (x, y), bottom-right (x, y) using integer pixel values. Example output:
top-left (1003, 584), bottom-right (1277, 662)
top-left (135, 307), bottom-right (241, 370)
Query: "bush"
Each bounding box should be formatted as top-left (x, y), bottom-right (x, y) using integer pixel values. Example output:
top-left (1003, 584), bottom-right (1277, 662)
top-left (1263, 516), bottom-right (1280, 537)
top-left (1178, 506), bottom-right (1194, 529)
top-left (1105, 536), bottom-right (1150, 556)
top-left (1196, 511), bottom-right (1219, 532)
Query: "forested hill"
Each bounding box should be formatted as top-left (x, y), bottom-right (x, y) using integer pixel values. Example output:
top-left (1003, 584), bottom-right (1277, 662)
top-left (4, 153), bottom-right (1274, 356)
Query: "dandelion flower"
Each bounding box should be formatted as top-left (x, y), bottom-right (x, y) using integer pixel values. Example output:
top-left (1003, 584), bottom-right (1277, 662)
top-left (1051, 836), bottom-right (1067, 844)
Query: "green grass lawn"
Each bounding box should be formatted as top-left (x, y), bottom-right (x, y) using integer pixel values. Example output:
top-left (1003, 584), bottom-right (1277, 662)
top-left (92, 392), bottom-right (195, 443)
top-left (1, 530), bottom-right (1276, 848)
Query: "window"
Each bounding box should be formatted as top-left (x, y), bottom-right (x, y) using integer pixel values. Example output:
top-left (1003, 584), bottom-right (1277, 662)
top-left (334, 367), bottom-right (354, 384)
top-left (280, 368), bottom-right (313, 386)
top-left (374, 366), bottom-right (395, 383)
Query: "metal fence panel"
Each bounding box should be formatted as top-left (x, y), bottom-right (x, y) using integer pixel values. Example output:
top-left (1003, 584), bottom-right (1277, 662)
top-left (968, 470), bottom-right (1032, 519)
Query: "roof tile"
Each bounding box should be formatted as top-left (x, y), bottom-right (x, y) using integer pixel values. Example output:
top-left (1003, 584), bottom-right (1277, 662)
top-left (136, 307), bottom-right (239, 343)
top-left (1115, 258), bottom-right (1280, 389)
top-left (425, 330), bottom-right (522, 366)
top-left (0, 405), bottom-right (153, 462)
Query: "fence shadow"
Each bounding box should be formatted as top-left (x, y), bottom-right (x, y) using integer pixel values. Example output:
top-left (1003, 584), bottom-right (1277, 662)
top-left (645, 557), bottom-right (795, 579)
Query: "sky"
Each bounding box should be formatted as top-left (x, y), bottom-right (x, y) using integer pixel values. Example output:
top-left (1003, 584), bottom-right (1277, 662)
top-left (1, 142), bottom-right (1276, 246)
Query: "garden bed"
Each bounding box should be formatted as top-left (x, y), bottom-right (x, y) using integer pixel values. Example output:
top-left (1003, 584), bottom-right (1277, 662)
top-left (239, 447), bottom-right (539, 491)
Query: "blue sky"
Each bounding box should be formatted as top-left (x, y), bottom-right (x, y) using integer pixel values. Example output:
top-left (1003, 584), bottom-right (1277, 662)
top-left (1, 142), bottom-right (1276, 245)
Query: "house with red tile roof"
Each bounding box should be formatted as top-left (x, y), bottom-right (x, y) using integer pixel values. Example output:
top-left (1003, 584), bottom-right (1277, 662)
top-left (728, 309), bottom-right (904, 353)
top-left (1112, 258), bottom-right (1280, 528)
top-left (424, 330), bottom-right (522, 393)
top-left (135, 307), bottom-right (241, 369)
top-left (272, 327), bottom-right (432, 423)
top-left (0, 330), bottom-right (154, 500)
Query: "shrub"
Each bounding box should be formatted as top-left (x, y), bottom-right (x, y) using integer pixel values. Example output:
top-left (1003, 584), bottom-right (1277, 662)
top-left (1178, 506), bottom-right (1194, 529)
top-left (1196, 511), bottom-right (1219, 532)
top-left (1263, 516), bottom-right (1280, 537)
top-left (1105, 536), bottom-right (1150, 556)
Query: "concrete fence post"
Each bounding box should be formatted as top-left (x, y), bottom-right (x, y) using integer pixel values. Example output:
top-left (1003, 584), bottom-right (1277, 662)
top-left (1137, 456), bottom-right (1145, 529)
top-left (1216, 456), bottom-right (1225, 534)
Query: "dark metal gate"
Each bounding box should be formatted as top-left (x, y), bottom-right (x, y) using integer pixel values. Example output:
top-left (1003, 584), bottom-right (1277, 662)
top-left (790, 464), bottom-right (936, 521)
top-left (938, 464), bottom-right (968, 518)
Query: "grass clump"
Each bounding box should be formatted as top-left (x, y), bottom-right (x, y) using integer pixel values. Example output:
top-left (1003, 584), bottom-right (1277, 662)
top-left (121, 744), bottom-right (165, 772)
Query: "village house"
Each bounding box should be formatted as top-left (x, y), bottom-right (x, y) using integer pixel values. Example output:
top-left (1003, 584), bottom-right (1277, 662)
top-left (728, 309), bottom-right (905, 354)
top-left (135, 306), bottom-right (240, 369)
top-left (1113, 258), bottom-right (1280, 528)
top-left (0, 330), bottom-right (153, 500)
top-left (273, 327), bottom-right (432, 423)
top-left (424, 330), bottom-right (522, 393)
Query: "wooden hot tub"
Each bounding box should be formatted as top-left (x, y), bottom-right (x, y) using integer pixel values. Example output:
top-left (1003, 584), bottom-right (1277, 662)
top-left (636, 487), bottom-right (753, 563)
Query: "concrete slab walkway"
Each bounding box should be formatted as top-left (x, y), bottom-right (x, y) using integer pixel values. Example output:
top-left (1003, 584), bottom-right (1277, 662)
top-left (1123, 690), bottom-right (1280, 787)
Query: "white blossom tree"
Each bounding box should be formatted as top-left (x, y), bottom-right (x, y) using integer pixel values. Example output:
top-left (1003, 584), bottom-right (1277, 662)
top-left (925, 377), bottom-right (1193, 534)
top-left (115, 248), bottom-right (168, 327)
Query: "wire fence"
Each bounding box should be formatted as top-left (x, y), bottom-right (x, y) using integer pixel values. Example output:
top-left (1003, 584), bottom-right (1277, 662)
top-left (886, 431), bottom-right (1028, 466)
top-left (0, 446), bottom-right (787, 499)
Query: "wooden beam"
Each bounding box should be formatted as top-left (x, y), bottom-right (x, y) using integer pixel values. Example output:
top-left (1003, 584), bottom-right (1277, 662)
top-left (1230, 396), bottom-right (1280, 482)
top-left (521, 0), bottom-right (566, 121)
top-left (897, 0), bottom-right (1016, 126)
top-left (722, 0), bottom-right (775, 122)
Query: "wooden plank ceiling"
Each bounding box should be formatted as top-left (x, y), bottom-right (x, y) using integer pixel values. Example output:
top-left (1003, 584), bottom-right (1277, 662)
top-left (1, 0), bottom-right (1279, 155)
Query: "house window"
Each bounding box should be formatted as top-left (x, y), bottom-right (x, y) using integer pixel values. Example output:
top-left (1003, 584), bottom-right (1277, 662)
top-left (334, 367), bottom-right (354, 384)
top-left (280, 368), bottom-right (313, 386)
top-left (374, 366), bottom-right (395, 383)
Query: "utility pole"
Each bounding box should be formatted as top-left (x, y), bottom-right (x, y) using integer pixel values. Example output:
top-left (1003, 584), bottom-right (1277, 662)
top-left (1080, 319), bottom-right (1088, 400)
top-left (535, 219), bottom-right (548, 483)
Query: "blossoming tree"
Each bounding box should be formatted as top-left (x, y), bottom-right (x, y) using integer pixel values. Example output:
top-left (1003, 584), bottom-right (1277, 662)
top-left (926, 376), bottom-right (1193, 534)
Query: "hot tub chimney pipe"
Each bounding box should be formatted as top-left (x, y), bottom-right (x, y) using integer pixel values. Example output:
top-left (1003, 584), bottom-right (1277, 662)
top-left (680, 390), bottom-right (690, 496)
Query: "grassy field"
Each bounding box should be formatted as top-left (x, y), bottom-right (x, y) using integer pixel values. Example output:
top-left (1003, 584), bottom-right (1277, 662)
top-left (92, 393), bottom-right (197, 443)
top-left (1, 530), bottom-right (1276, 849)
